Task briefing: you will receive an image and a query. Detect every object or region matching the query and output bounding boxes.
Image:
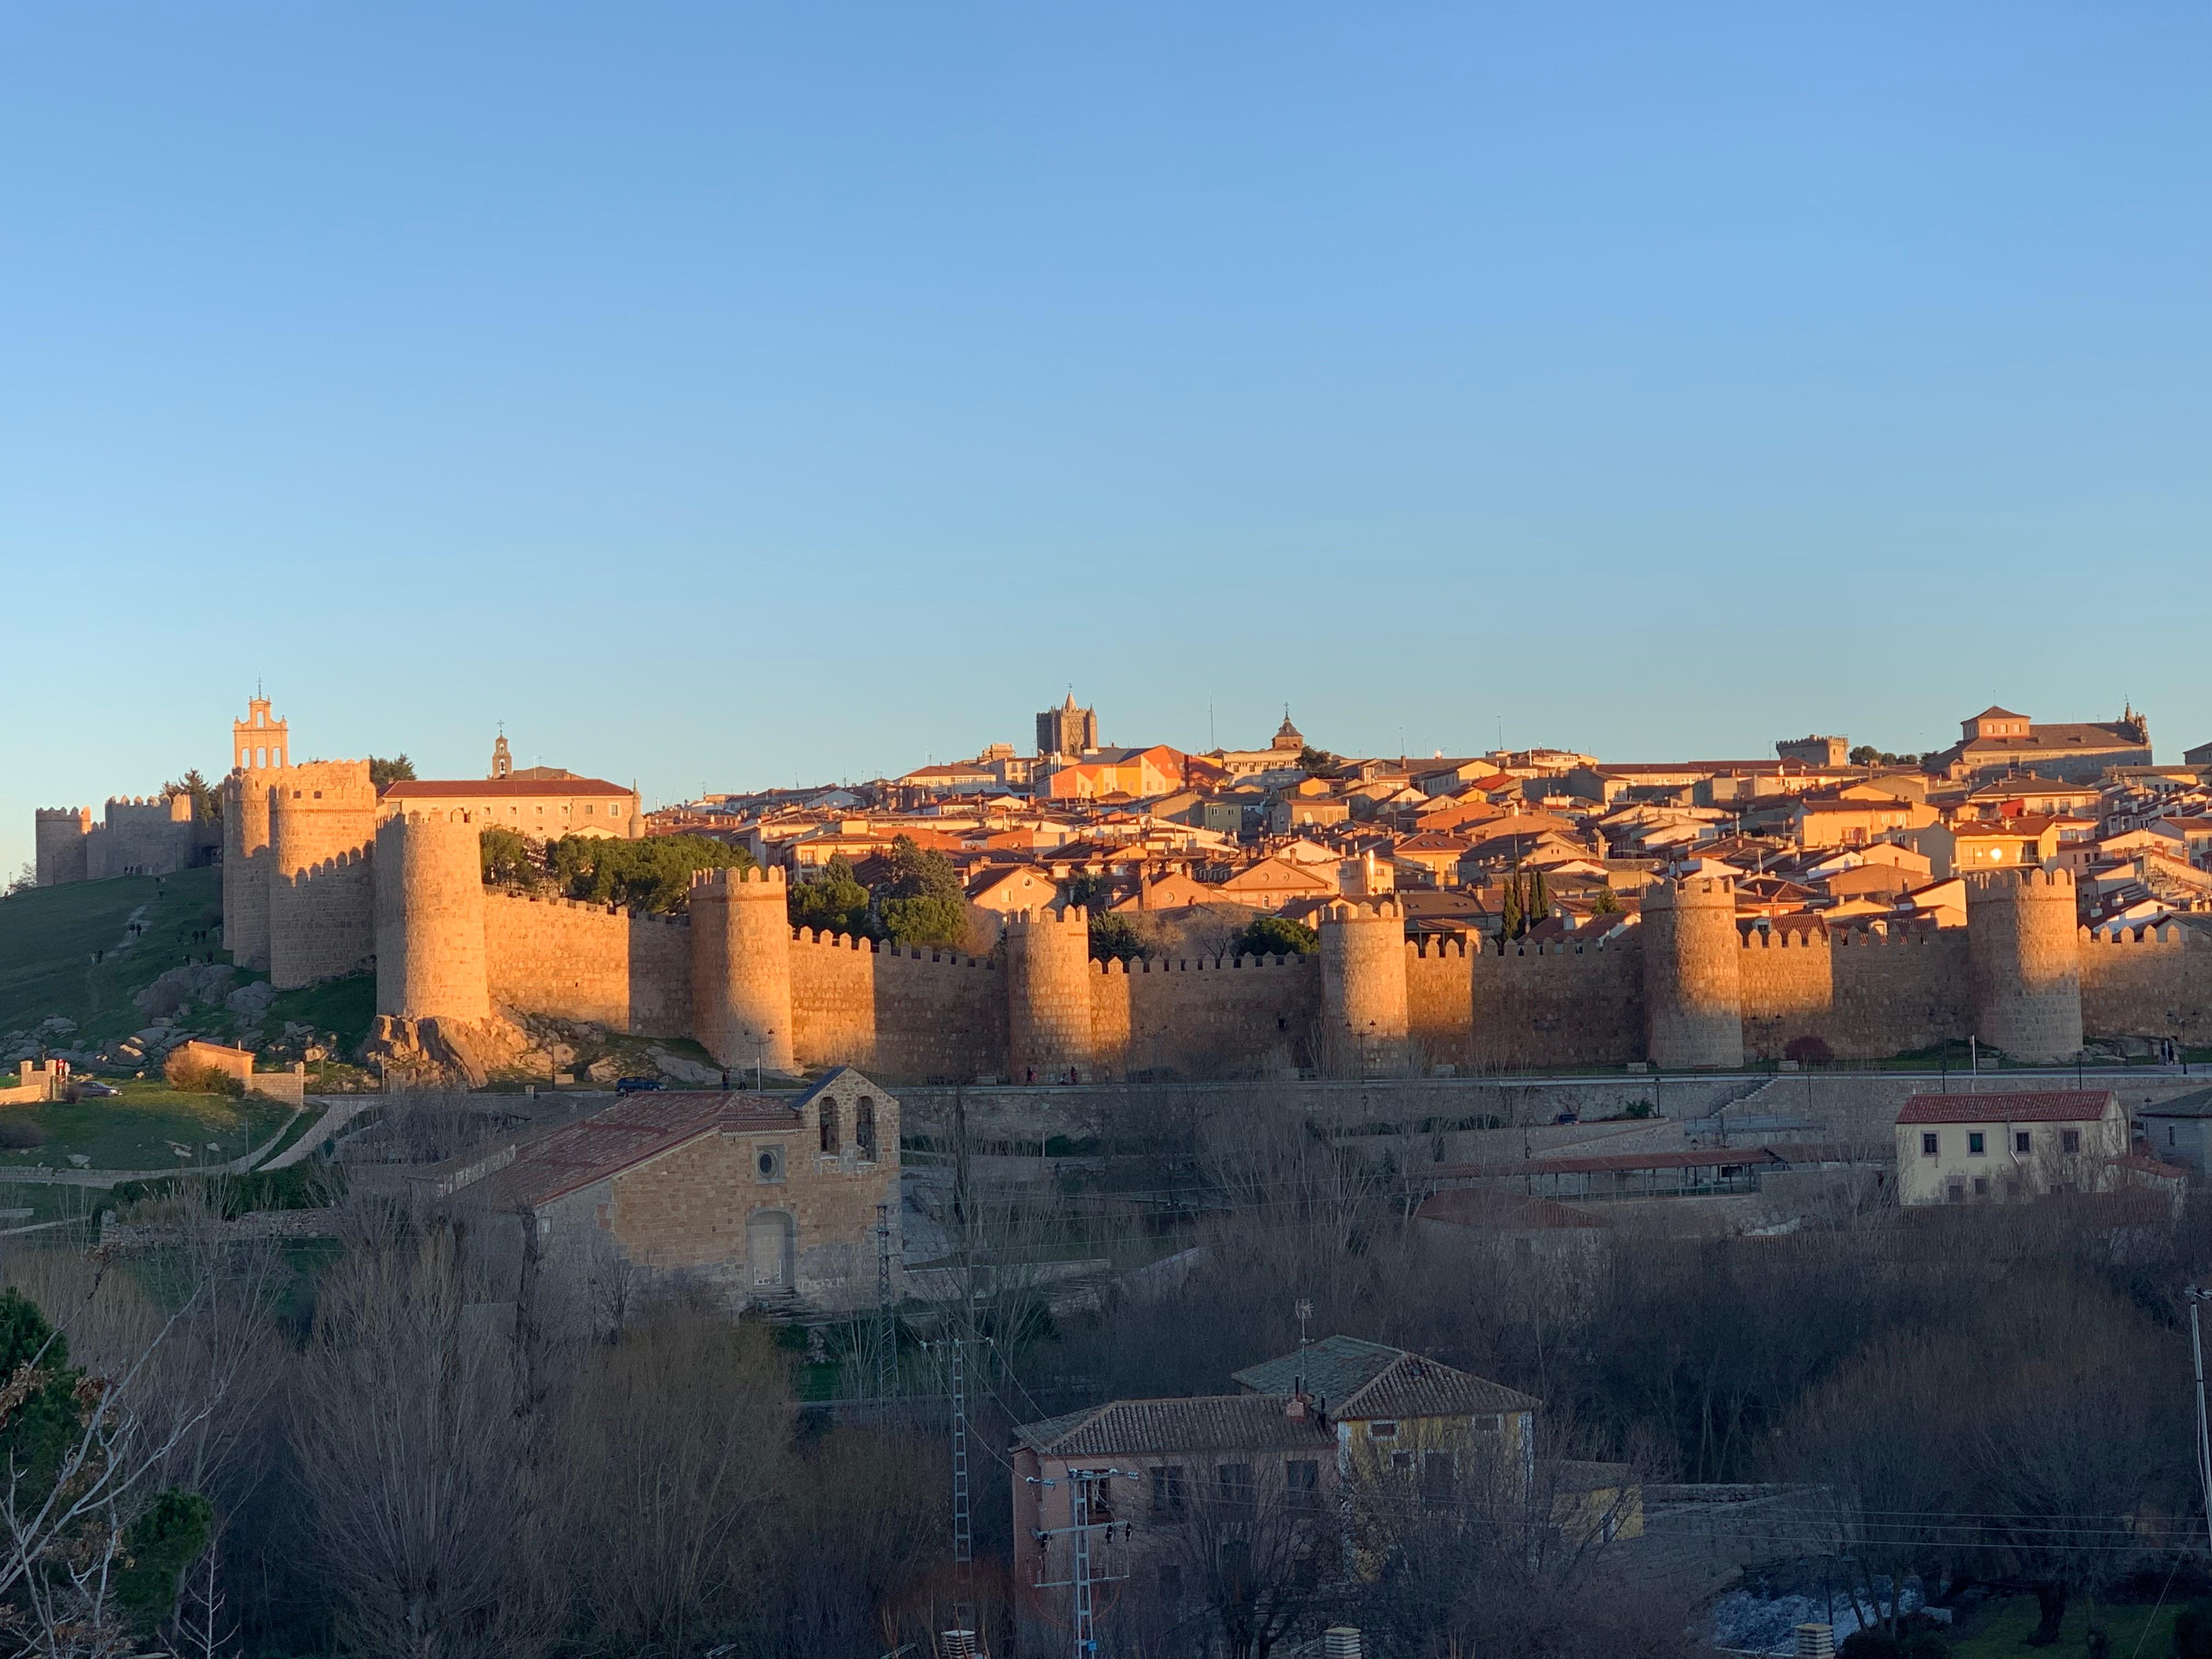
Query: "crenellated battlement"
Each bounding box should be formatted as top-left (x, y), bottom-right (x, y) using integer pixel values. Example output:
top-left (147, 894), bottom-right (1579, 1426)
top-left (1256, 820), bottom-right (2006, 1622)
top-left (1643, 874), bottom-right (1736, 906)
top-left (35, 807), bottom-right (91, 821)
top-left (1965, 866), bottom-right (2074, 896)
top-left (1409, 936), bottom-right (1469, 960)
top-left (2081, 923), bottom-right (2191, 947)
top-left (486, 889), bottom-right (688, 927)
top-left (1741, 920), bottom-right (1942, 950)
top-left (1322, 898), bottom-right (1402, 923)
top-left (1006, 905), bottom-right (1088, 933)
top-left (691, 864), bottom-right (786, 891)
top-left (1104, 952), bottom-right (1309, 975)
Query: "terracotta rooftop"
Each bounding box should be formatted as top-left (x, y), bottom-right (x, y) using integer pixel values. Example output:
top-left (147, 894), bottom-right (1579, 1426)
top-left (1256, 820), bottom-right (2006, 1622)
top-left (1014, 1395), bottom-right (1334, 1458)
top-left (442, 1090), bottom-right (806, 1210)
top-left (1895, 1091), bottom-right (2117, 1126)
top-left (383, 776), bottom-right (634, 799)
top-left (1232, 1335), bottom-right (1539, 1420)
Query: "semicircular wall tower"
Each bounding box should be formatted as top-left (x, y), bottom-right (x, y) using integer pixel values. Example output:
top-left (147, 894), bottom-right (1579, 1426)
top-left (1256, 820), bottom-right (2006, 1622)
top-left (268, 760), bottom-right (377, 990)
top-left (691, 866), bottom-right (796, 1076)
top-left (374, 810), bottom-right (489, 1023)
top-left (1641, 875), bottom-right (1745, 1069)
top-left (1966, 867), bottom-right (2083, 1063)
top-left (1006, 906), bottom-right (1096, 1082)
top-left (1319, 899), bottom-right (1409, 1077)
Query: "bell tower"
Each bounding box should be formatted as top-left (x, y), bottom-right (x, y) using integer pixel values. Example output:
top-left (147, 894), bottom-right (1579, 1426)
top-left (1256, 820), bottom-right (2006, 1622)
top-left (490, 727), bottom-right (513, 780)
top-left (232, 693), bottom-right (289, 772)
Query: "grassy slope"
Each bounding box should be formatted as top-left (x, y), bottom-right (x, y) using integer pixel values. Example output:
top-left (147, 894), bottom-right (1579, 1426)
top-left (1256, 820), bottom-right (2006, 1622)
top-left (0, 867), bottom-right (225, 1042)
top-left (0, 1080), bottom-right (291, 1171)
top-left (1949, 1593), bottom-right (2202, 1658)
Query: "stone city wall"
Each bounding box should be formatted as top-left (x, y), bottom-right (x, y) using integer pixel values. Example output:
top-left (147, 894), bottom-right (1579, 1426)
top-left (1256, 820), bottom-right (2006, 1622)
top-left (1469, 937), bottom-right (1646, 1070)
top-left (482, 893), bottom-right (691, 1034)
top-left (2080, 924), bottom-right (2212, 1043)
top-left (33, 808), bottom-right (91, 887)
top-left (1101, 951), bottom-right (1320, 1080)
top-left (1737, 926), bottom-right (1971, 1060)
top-left (787, 930), bottom-right (1005, 1081)
top-left (1406, 940), bottom-right (1475, 1072)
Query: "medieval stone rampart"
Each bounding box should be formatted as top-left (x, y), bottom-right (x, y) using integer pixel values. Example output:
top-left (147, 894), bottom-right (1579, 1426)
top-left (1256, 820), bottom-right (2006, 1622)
top-left (1406, 938), bottom-right (1475, 1072)
top-left (1641, 876), bottom-right (1743, 1068)
top-left (222, 769), bottom-right (278, 970)
top-left (95, 793), bottom-right (198, 879)
top-left (1737, 923), bottom-right (1970, 1060)
top-left (1472, 936), bottom-right (1647, 1071)
top-left (375, 811), bottom-right (490, 1023)
top-left (33, 808), bottom-right (91, 888)
top-left (268, 761), bottom-right (377, 990)
top-left (1319, 899), bottom-right (1409, 1075)
top-left (692, 867), bottom-right (795, 1075)
top-left (2079, 923), bottom-right (2212, 1045)
top-left (1100, 950), bottom-right (1319, 1080)
top-left (1006, 906), bottom-right (1096, 1081)
top-left (481, 893), bottom-right (691, 1034)
top-left (1966, 867), bottom-right (2083, 1062)
top-left (787, 929), bottom-right (1006, 1080)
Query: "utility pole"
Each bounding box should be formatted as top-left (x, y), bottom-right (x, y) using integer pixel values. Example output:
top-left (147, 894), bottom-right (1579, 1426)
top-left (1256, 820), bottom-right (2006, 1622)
top-left (949, 1080), bottom-right (978, 1643)
top-left (2189, 1289), bottom-right (2212, 1553)
top-left (874, 1201), bottom-right (896, 1425)
top-left (950, 1335), bottom-right (975, 1640)
top-left (1028, 1468), bottom-right (1131, 1659)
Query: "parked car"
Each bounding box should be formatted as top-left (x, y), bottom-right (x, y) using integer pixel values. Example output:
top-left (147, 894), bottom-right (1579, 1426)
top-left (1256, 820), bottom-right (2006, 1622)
top-left (614, 1076), bottom-right (664, 1094)
top-left (75, 1081), bottom-right (119, 1098)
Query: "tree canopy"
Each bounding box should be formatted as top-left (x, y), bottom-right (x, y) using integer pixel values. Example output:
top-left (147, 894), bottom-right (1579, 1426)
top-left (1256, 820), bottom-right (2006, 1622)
top-left (1088, 911), bottom-right (1149, 963)
top-left (874, 836), bottom-right (970, 947)
top-left (366, 755), bottom-right (416, 788)
top-left (1233, 915), bottom-right (1318, 957)
top-left (548, 833), bottom-right (754, 914)
top-left (161, 769), bottom-right (221, 823)
top-left (789, 857), bottom-right (873, 939)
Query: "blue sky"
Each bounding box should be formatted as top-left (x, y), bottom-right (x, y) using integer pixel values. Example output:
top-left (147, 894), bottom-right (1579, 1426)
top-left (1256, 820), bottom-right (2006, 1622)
top-left (5, 4), bottom-right (2208, 875)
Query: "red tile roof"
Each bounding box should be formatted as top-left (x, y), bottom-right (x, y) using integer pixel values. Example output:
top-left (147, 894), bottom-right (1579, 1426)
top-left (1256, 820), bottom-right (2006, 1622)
top-left (1895, 1091), bottom-right (2117, 1126)
top-left (384, 777), bottom-right (634, 799)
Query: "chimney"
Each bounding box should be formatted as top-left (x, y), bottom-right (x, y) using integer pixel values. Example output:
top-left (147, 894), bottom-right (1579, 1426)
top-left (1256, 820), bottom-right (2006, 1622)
top-left (1323, 1629), bottom-right (1363, 1659)
top-left (1795, 1625), bottom-right (1835, 1659)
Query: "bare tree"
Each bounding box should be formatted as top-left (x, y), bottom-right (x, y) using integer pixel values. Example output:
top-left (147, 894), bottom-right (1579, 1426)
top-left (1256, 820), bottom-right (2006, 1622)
top-left (286, 1218), bottom-right (549, 1659)
top-left (548, 1304), bottom-right (792, 1654)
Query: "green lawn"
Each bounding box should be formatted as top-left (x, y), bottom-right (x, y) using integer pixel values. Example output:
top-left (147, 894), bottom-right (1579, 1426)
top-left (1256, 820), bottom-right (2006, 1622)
top-left (0, 867), bottom-right (226, 1043)
top-left (1949, 1593), bottom-right (2203, 1658)
top-left (0, 1080), bottom-right (293, 1171)
top-left (263, 971), bottom-right (376, 1052)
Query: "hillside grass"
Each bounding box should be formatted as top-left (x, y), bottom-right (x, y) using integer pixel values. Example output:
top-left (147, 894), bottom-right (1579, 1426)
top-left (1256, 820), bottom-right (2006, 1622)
top-left (0, 1080), bottom-right (292, 1171)
top-left (1949, 1593), bottom-right (2203, 1658)
top-left (263, 971), bottom-right (376, 1051)
top-left (0, 867), bottom-right (225, 1041)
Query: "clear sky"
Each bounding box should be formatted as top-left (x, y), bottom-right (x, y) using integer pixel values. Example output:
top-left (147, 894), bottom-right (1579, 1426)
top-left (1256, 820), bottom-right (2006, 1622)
top-left (5, 4), bottom-right (2208, 876)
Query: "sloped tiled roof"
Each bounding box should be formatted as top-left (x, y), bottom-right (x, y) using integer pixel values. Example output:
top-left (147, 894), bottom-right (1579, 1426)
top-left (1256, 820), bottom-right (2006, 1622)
top-left (1014, 1396), bottom-right (1333, 1457)
top-left (1232, 1336), bottom-right (1541, 1420)
top-left (445, 1091), bottom-right (807, 1210)
top-left (1897, 1091), bottom-right (2117, 1126)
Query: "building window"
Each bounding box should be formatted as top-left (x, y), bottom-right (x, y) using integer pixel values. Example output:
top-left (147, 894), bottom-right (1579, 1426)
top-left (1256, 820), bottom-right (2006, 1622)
top-left (1946, 1184), bottom-right (1964, 1204)
top-left (2016, 1131), bottom-right (2032, 1154)
top-left (1286, 1460), bottom-right (1319, 1510)
top-left (1973, 1176), bottom-right (1989, 1197)
top-left (1158, 1561), bottom-right (1183, 1600)
top-left (2170, 1127), bottom-right (2179, 1148)
top-left (2006, 1178), bottom-right (2022, 1199)
top-left (1368, 1420), bottom-right (1398, 1440)
top-left (1967, 1132), bottom-right (1985, 1156)
top-left (855, 1097), bottom-right (877, 1159)
top-left (2062, 1129), bottom-right (2081, 1154)
top-left (1152, 1465), bottom-right (1186, 1513)
top-left (1217, 1464), bottom-right (1255, 1523)
top-left (1390, 1450), bottom-right (1414, 1472)
top-left (1921, 1133), bottom-right (1938, 1158)
top-left (1421, 1451), bottom-right (1457, 1504)
top-left (819, 1096), bottom-right (840, 1155)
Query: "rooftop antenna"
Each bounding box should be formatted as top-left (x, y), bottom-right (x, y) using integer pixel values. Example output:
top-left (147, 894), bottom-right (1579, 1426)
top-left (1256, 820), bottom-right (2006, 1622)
top-left (1295, 1297), bottom-right (1313, 1348)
